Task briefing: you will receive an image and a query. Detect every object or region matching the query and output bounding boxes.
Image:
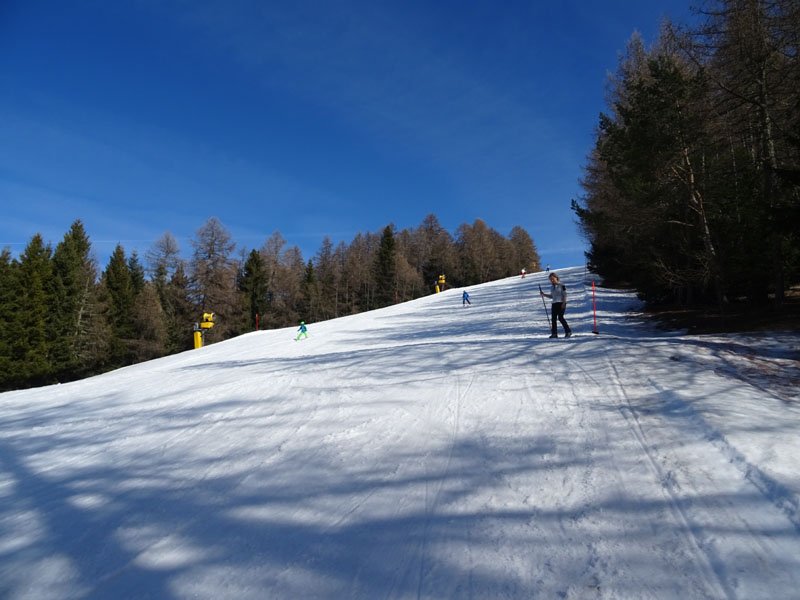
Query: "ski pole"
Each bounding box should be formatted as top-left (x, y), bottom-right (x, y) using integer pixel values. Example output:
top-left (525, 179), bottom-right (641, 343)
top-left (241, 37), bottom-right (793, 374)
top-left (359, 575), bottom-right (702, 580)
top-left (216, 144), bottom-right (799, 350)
top-left (538, 284), bottom-right (552, 330)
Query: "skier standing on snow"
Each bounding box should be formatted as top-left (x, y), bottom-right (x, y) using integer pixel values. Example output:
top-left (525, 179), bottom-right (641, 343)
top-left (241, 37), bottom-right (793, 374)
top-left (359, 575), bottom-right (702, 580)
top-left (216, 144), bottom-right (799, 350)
top-left (296, 321), bottom-right (308, 340)
top-left (462, 290), bottom-right (471, 306)
top-left (521, 268), bottom-right (526, 278)
top-left (540, 272), bottom-right (572, 338)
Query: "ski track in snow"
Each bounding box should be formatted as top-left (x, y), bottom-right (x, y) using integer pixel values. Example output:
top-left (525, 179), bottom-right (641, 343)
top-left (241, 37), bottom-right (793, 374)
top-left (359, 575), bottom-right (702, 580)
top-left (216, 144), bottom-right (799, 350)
top-left (1, 267), bottom-right (799, 599)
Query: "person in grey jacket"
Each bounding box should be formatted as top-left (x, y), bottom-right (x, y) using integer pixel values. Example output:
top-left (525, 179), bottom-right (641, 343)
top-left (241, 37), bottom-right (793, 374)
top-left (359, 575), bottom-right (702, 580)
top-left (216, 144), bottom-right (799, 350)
top-left (540, 272), bottom-right (572, 338)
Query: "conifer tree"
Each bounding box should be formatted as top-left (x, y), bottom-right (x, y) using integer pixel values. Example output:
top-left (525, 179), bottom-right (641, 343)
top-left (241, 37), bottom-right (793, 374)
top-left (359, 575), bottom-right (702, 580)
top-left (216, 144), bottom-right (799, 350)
top-left (0, 248), bottom-right (15, 388)
top-left (374, 225), bottom-right (397, 308)
top-left (128, 250), bottom-right (146, 296)
top-left (165, 263), bottom-right (195, 352)
top-left (102, 244), bottom-right (135, 366)
top-left (240, 249), bottom-right (270, 330)
top-left (49, 220), bottom-right (98, 378)
top-left (10, 234), bottom-right (53, 384)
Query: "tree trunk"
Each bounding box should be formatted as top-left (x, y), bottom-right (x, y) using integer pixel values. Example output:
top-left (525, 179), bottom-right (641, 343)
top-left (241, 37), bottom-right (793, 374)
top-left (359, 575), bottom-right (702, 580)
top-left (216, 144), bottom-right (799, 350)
top-left (682, 146), bottom-right (727, 311)
top-left (759, 70), bottom-right (785, 307)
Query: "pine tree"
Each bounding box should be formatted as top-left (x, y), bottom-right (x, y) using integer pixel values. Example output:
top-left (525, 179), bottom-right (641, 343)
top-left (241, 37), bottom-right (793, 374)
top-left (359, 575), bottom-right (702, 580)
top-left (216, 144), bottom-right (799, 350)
top-left (10, 234), bottom-right (53, 385)
top-left (102, 244), bottom-right (135, 366)
top-left (49, 220), bottom-right (98, 379)
top-left (0, 248), bottom-right (15, 388)
top-left (165, 263), bottom-right (195, 353)
top-left (374, 225), bottom-right (397, 307)
top-left (128, 250), bottom-right (146, 296)
top-left (240, 249), bottom-right (270, 330)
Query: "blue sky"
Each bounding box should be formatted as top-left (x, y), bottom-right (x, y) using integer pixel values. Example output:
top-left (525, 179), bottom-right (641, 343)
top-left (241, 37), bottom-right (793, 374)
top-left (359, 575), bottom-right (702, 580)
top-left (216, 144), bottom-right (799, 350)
top-left (1, 0), bottom-right (697, 271)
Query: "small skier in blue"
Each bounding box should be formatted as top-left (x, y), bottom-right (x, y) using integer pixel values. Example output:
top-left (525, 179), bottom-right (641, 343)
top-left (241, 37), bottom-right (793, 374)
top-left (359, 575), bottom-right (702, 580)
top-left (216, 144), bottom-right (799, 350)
top-left (462, 290), bottom-right (471, 306)
top-left (296, 321), bottom-right (308, 340)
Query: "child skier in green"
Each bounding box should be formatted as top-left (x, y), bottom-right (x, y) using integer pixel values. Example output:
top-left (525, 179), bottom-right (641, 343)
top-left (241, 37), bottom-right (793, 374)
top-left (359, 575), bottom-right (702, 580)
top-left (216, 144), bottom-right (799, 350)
top-left (296, 321), bottom-right (308, 340)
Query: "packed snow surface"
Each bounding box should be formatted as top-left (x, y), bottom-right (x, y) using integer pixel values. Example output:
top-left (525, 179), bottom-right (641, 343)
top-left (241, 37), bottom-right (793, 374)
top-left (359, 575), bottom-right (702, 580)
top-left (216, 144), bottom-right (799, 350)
top-left (2, 267), bottom-right (799, 599)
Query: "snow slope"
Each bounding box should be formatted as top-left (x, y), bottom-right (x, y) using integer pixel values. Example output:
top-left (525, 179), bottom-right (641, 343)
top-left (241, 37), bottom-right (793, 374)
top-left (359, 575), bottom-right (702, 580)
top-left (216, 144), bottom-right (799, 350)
top-left (1, 267), bottom-right (799, 599)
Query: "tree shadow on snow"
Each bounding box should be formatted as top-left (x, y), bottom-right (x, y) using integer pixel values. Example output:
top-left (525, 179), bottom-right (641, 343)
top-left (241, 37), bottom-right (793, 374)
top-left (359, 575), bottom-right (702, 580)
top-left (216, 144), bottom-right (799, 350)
top-left (2, 408), bottom-right (799, 598)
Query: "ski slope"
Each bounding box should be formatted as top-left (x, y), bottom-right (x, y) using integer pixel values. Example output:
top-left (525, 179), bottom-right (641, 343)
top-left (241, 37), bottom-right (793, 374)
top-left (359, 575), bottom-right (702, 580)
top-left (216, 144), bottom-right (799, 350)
top-left (2, 266), bottom-right (799, 599)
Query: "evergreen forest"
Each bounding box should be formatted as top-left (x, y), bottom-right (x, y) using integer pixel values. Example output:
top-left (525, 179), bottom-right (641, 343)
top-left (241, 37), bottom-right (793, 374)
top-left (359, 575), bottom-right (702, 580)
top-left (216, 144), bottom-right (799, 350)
top-left (573, 0), bottom-right (800, 310)
top-left (0, 216), bottom-right (540, 390)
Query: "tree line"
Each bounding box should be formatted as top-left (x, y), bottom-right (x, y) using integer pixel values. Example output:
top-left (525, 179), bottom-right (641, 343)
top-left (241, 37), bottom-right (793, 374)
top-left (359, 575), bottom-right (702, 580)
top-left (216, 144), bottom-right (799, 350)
top-left (572, 0), bottom-right (799, 310)
top-left (0, 215), bottom-right (539, 390)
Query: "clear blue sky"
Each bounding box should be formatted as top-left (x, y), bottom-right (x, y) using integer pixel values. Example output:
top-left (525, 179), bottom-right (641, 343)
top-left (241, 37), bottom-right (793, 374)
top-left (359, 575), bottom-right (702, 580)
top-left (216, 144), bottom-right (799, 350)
top-left (1, 0), bottom-right (697, 271)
